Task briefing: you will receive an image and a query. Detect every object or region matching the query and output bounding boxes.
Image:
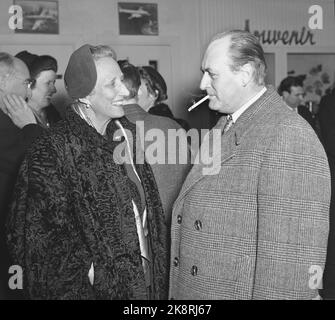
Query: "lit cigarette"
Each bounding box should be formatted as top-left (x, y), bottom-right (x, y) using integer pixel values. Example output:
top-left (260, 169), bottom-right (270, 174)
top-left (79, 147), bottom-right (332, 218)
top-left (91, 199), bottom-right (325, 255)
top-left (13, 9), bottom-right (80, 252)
top-left (188, 95), bottom-right (209, 112)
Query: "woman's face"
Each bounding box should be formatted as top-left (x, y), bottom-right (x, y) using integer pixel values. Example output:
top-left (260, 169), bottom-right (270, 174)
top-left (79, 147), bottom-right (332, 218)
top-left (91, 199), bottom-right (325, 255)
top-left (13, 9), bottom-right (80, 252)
top-left (138, 79), bottom-right (156, 111)
top-left (88, 57), bottom-right (129, 120)
top-left (30, 70), bottom-right (57, 111)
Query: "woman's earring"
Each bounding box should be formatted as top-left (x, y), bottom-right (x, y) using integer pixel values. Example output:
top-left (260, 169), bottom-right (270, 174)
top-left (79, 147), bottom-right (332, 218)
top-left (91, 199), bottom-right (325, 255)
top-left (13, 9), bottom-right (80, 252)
top-left (78, 98), bottom-right (92, 109)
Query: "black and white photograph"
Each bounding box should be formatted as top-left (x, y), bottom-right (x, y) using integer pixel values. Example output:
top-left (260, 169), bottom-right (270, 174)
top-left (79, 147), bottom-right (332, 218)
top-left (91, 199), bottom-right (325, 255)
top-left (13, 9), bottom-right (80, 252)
top-left (1, 0), bottom-right (335, 306)
top-left (14, 0), bottom-right (59, 34)
top-left (118, 2), bottom-right (158, 35)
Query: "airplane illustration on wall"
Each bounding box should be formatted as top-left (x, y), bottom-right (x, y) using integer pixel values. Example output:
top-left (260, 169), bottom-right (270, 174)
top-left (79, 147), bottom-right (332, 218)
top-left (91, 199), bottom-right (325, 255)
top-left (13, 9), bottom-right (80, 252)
top-left (24, 7), bottom-right (57, 31)
top-left (119, 6), bottom-right (150, 19)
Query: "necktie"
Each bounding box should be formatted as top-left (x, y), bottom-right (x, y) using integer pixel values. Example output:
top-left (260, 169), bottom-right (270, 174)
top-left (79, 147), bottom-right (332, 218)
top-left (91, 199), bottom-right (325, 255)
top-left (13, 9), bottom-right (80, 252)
top-left (222, 114), bottom-right (234, 134)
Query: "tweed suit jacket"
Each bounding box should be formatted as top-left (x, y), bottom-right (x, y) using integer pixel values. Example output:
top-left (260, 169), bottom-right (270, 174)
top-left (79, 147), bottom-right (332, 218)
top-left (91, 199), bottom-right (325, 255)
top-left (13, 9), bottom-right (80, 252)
top-left (169, 86), bottom-right (330, 300)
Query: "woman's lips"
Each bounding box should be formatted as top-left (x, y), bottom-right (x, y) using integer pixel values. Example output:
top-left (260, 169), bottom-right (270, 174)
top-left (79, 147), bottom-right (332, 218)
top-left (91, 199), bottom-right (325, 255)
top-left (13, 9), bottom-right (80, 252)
top-left (112, 99), bottom-right (125, 106)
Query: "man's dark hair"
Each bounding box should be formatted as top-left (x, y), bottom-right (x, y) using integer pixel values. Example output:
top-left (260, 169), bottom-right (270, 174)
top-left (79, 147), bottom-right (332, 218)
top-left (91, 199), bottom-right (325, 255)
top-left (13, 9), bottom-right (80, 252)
top-left (138, 66), bottom-right (168, 103)
top-left (211, 30), bottom-right (267, 86)
top-left (118, 60), bottom-right (141, 100)
top-left (278, 76), bottom-right (304, 96)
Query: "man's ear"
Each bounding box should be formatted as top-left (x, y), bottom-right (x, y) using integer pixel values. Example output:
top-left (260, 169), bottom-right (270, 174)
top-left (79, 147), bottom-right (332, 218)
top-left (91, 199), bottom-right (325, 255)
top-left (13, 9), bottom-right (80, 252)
top-left (282, 91), bottom-right (290, 99)
top-left (149, 92), bottom-right (157, 104)
top-left (239, 63), bottom-right (253, 87)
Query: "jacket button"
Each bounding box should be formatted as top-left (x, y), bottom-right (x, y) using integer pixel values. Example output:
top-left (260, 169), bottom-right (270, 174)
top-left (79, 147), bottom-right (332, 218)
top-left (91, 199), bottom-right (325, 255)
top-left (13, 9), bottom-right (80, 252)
top-left (194, 220), bottom-right (202, 231)
top-left (177, 215), bottom-right (182, 224)
top-left (191, 265), bottom-right (198, 276)
top-left (173, 257), bottom-right (179, 267)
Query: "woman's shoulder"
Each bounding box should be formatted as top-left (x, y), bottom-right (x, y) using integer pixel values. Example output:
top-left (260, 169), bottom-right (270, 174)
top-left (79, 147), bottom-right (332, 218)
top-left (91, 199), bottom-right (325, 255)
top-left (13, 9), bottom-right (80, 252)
top-left (27, 121), bottom-right (73, 159)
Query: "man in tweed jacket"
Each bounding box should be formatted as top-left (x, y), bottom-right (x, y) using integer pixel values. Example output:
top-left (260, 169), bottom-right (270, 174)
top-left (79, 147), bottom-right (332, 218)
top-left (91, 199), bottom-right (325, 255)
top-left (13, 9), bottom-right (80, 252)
top-left (169, 30), bottom-right (330, 300)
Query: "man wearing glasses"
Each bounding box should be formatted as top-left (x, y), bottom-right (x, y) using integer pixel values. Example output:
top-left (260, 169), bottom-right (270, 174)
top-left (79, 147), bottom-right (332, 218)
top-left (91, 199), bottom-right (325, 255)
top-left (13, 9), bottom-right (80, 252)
top-left (0, 52), bottom-right (42, 300)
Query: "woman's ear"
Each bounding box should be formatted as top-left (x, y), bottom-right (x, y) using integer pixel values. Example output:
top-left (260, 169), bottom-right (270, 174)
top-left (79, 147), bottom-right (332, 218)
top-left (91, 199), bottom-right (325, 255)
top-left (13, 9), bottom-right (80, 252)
top-left (78, 97), bottom-right (92, 108)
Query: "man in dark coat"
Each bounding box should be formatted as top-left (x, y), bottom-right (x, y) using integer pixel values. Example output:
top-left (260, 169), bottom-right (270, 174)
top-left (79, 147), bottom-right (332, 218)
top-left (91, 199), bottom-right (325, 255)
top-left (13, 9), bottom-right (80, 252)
top-left (0, 52), bottom-right (43, 299)
top-left (318, 87), bottom-right (335, 299)
top-left (278, 75), bottom-right (316, 130)
top-left (119, 61), bottom-right (191, 226)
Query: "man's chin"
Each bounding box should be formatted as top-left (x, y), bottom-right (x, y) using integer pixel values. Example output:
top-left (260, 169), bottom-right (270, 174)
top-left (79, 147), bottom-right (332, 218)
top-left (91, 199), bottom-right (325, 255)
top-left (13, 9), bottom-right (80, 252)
top-left (208, 99), bottom-right (220, 111)
top-left (209, 100), bottom-right (229, 114)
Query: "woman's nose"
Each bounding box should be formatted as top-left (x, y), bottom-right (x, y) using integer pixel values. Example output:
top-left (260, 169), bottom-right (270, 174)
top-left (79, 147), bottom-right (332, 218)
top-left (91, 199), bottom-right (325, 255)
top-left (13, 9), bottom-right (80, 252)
top-left (119, 81), bottom-right (130, 97)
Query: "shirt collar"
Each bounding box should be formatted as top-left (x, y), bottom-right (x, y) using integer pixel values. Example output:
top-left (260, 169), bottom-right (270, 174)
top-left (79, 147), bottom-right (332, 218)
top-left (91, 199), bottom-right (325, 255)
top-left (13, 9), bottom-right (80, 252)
top-left (231, 87), bottom-right (267, 123)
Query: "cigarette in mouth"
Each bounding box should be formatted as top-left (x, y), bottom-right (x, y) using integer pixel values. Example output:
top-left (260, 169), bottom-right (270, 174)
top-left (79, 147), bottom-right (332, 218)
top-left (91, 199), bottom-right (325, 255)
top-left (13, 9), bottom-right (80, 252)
top-left (188, 95), bottom-right (209, 112)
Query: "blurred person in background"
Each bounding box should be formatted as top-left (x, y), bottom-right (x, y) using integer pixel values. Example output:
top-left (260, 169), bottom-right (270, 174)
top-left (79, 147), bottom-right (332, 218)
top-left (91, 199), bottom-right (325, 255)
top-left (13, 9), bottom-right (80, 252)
top-left (137, 65), bottom-right (190, 131)
top-left (15, 50), bottom-right (61, 128)
top-left (318, 85), bottom-right (335, 300)
top-left (119, 60), bottom-right (191, 226)
top-left (278, 75), bottom-right (316, 130)
top-left (0, 52), bottom-right (43, 299)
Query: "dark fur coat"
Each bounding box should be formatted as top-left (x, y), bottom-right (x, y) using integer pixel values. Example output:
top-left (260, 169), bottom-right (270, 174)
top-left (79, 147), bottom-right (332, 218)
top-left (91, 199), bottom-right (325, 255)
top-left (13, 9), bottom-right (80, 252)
top-left (6, 106), bottom-right (168, 300)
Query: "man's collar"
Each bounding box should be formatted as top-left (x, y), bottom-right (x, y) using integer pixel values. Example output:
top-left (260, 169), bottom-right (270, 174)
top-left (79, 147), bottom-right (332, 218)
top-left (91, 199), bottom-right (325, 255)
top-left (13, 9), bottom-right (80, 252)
top-left (123, 103), bottom-right (146, 116)
top-left (231, 86), bottom-right (267, 123)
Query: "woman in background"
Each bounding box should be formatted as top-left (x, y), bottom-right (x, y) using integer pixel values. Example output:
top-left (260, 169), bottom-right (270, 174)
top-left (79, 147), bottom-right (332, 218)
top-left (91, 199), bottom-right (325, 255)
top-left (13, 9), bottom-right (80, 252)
top-left (137, 66), bottom-right (190, 131)
top-left (15, 50), bottom-right (61, 128)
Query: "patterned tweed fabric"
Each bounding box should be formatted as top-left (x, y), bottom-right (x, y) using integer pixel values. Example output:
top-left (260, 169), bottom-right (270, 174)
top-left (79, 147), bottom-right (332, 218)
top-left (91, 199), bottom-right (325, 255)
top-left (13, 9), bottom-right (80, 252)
top-left (169, 86), bottom-right (331, 300)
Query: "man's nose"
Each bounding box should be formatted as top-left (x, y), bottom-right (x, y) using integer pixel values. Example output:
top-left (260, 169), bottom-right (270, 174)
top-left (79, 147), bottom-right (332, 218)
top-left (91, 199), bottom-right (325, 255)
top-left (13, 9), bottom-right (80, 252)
top-left (200, 73), bottom-right (209, 91)
top-left (298, 94), bottom-right (305, 104)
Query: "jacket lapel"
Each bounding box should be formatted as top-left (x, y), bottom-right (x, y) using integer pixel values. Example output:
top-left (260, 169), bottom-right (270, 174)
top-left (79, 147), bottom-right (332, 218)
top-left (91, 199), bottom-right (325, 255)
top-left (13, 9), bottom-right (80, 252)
top-left (175, 86), bottom-right (280, 204)
top-left (175, 119), bottom-right (237, 202)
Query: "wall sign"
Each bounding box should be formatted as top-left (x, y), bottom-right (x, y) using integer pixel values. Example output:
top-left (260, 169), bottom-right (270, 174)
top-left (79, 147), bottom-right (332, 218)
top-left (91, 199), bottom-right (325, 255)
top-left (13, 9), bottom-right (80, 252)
top-left (118, 2), bottom-right (158, 36)
top-left (244, 19), bottom-right (316, 46)
top-left (13, 0), bottom-right (59, 34)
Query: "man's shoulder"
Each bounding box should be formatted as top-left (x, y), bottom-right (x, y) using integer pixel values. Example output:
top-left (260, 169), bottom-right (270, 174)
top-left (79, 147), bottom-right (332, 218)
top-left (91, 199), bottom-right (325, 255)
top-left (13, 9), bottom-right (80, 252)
top-left (0, 109), bottom-right (19, 131)
top-left (260, 97), bottom-right (310, 128)
top-left (249, 98), bottom-right (321, 150)
top-left (143, 112), bottom-right (183, 131)
top-left (260, 103), bottom-right (326, 154)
